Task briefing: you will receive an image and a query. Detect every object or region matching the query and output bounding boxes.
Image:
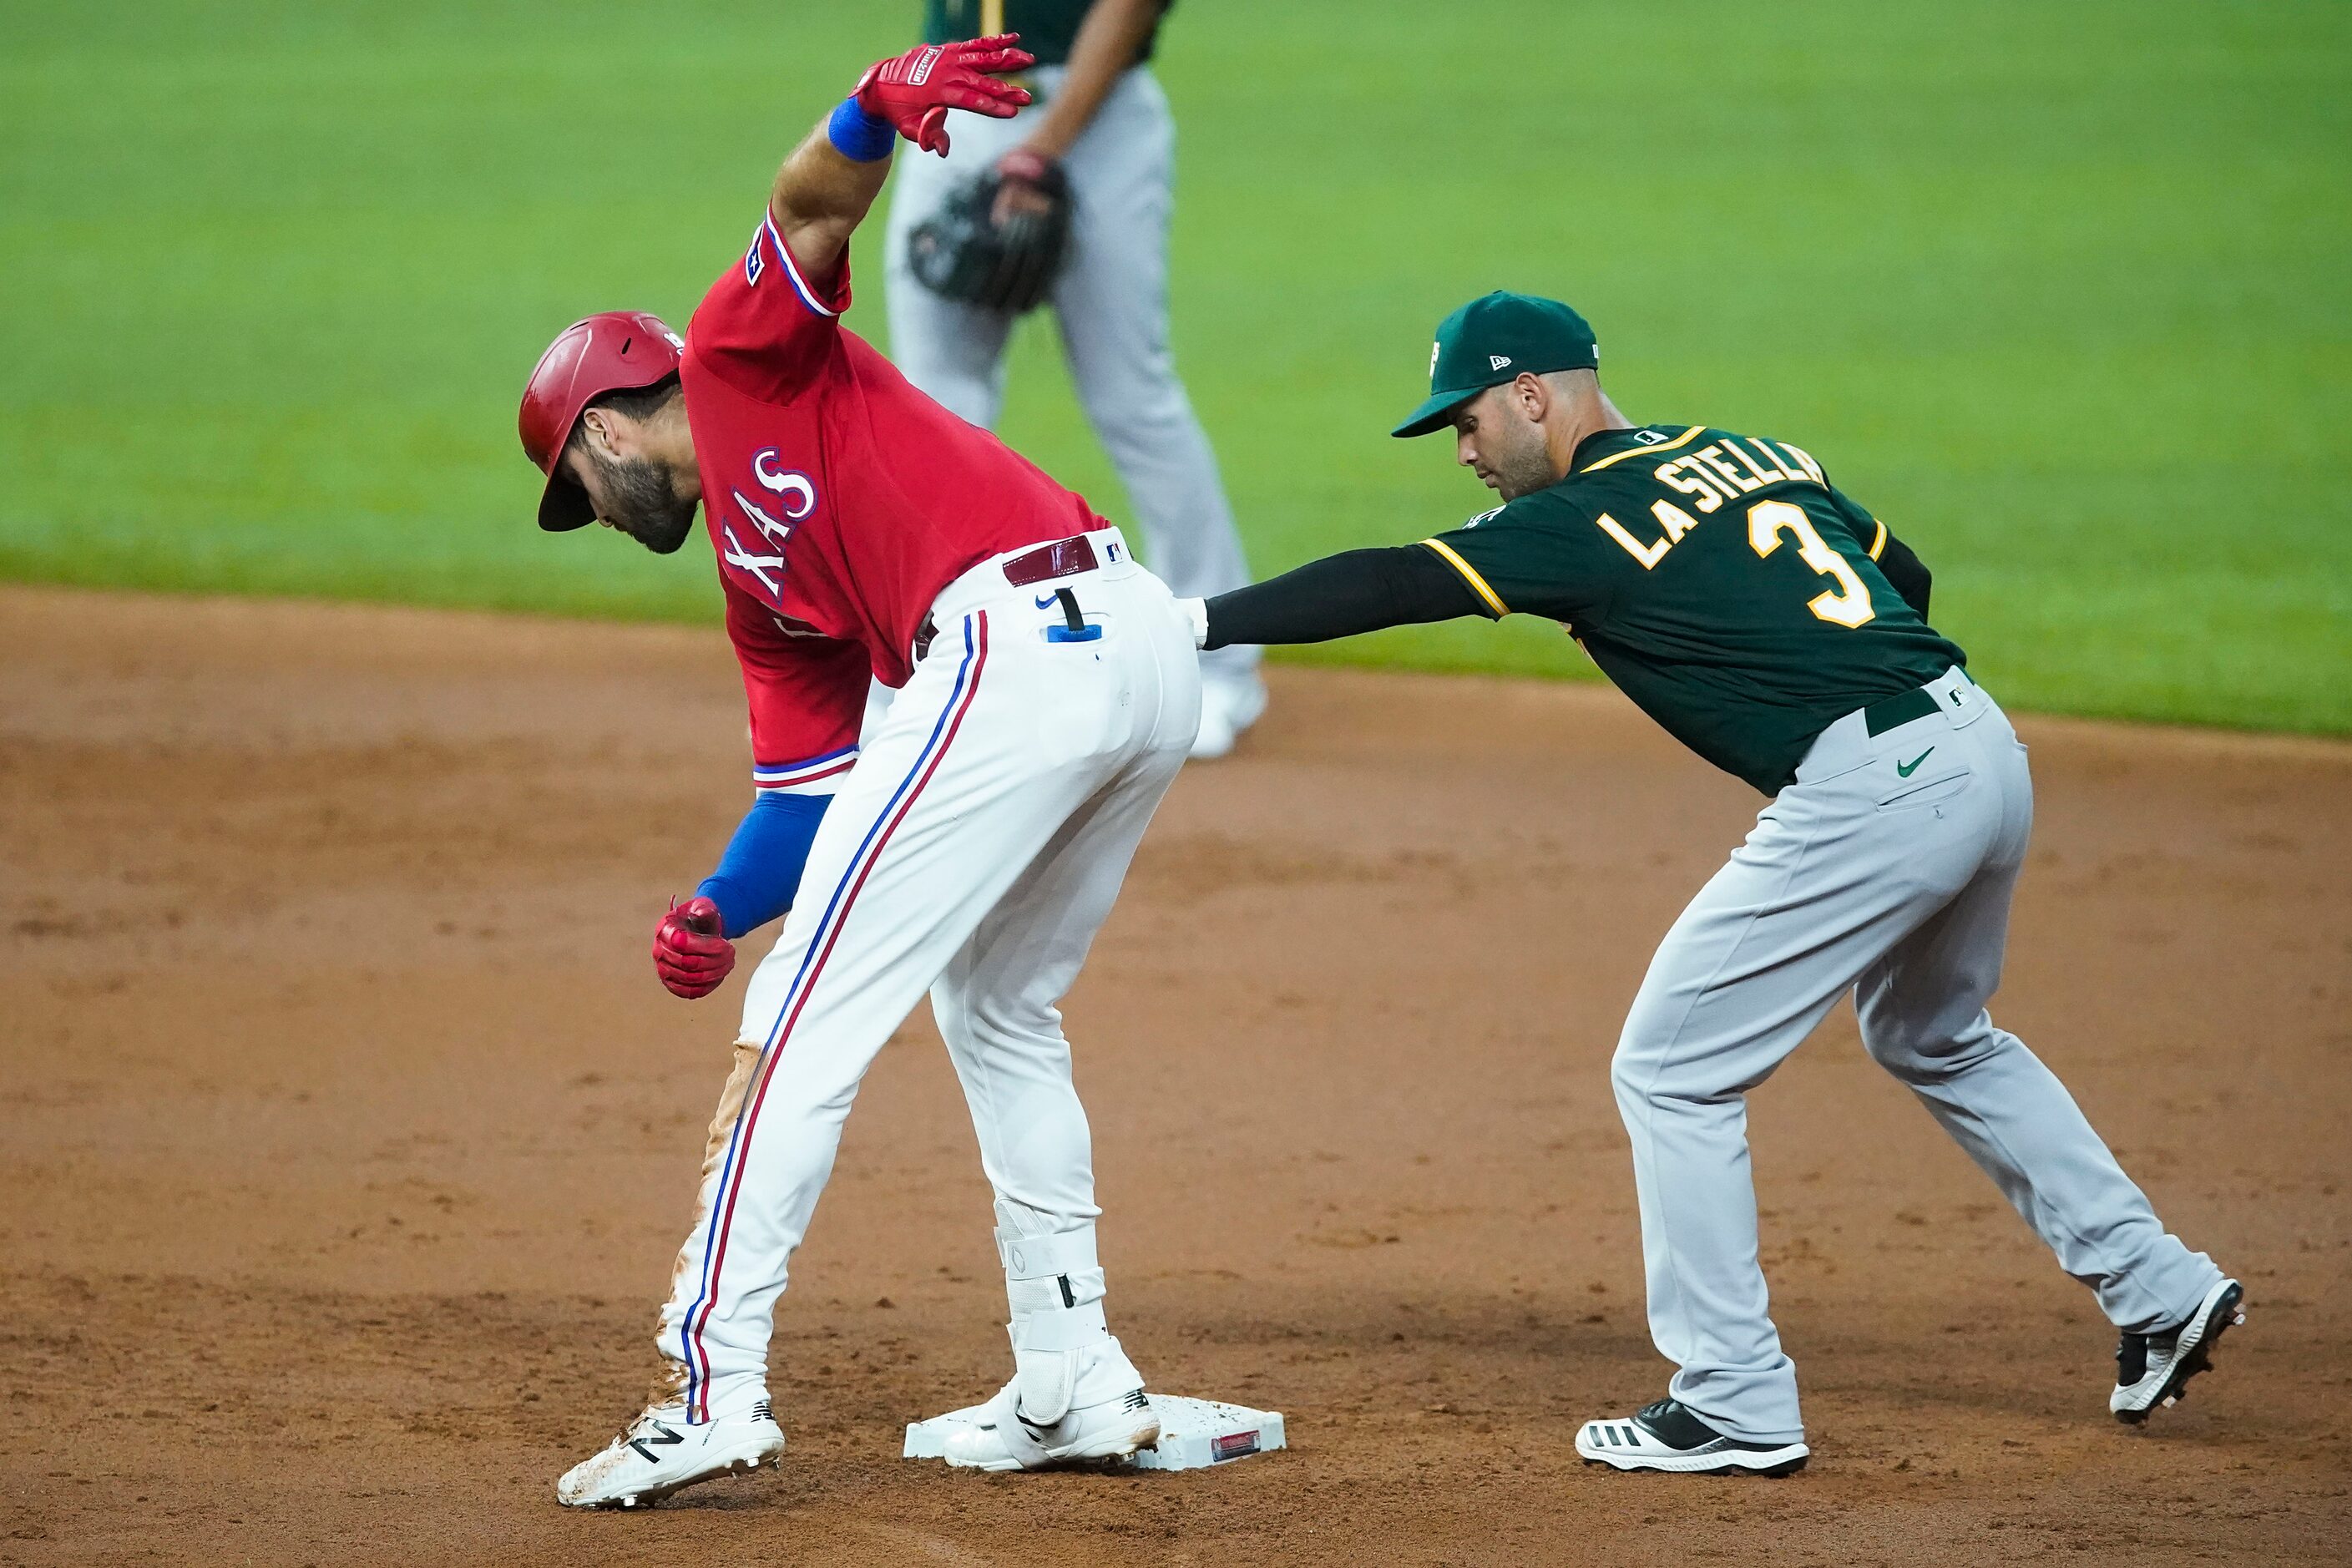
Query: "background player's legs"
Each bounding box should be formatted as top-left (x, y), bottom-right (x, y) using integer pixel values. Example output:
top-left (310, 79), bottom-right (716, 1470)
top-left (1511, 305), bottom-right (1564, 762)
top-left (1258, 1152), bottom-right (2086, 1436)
top-left (654, 604), bottom-right (1164, 1424)
top-left (882, 68), bottom-right (1257, 738)
top-left (1611, 728), bottom-right (2004, 1444)
top-left (1051, 70), bottom-right (1258, 690)
top-left (882, 108), bottom-right (1024, 427)
top-left (1854, 722), bottom-right (2224, 1335)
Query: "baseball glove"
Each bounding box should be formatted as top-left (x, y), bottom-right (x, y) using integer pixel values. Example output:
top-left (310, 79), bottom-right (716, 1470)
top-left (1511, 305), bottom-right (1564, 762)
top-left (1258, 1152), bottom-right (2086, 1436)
top-left (908, 162), bottom-right (1074, 316)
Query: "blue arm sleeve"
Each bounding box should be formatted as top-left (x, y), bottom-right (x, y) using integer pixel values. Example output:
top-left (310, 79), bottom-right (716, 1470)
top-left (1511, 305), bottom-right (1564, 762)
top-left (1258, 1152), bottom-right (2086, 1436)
top-left (695, 791), bottom-right (833, 939)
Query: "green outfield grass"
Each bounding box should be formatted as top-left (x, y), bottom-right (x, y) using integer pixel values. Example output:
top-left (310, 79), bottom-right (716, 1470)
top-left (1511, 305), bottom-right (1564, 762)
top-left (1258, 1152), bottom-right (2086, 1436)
top-left (3, 2), bottom-right (2346, 731)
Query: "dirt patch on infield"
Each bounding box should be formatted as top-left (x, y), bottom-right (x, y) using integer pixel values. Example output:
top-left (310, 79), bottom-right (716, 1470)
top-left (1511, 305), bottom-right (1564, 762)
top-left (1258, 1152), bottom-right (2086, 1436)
top-left (2, 584), bottom-right (2347, 1566)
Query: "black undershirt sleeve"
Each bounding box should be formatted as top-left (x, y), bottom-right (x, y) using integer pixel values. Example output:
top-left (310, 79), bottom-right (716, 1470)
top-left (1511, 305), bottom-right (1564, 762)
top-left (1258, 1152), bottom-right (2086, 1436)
top-left (1201, 545), bottom-right (1491, 650)
top-left (1875, 532), bottom-right (1933, 621)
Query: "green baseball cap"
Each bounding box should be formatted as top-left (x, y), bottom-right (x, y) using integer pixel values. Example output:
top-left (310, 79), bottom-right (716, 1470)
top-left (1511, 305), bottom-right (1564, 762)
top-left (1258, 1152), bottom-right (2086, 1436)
top-left (1391, 291), bottom-right (1600, 438)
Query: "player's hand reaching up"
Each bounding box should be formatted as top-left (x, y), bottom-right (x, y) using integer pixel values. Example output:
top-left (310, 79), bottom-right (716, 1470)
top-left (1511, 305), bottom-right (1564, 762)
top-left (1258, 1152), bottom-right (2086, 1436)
top-left (853, 35), bottom-right (1035, 156)
top-left (653, 896), bottom-right (735, 999)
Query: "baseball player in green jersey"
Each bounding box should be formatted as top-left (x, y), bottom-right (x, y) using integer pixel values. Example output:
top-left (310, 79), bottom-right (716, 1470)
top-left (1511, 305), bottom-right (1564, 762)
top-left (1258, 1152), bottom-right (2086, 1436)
top-left (1176, 292), bottom-right (2243, 1474)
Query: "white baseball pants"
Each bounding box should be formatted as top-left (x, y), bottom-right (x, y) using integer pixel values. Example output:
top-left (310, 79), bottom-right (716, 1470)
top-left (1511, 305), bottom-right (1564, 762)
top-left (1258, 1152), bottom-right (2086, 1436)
top-left (883, 65), bottom-right (1259, 681)
top-left (655, 530), bottom-right (1200, 1423)
top-left (1612, 668), bottom-right (2225, 1444)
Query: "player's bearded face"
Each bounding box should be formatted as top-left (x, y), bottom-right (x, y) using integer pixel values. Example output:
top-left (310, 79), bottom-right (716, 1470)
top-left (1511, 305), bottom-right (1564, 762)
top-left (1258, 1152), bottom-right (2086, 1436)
top-left (587, 448), bottom-right (699, 554)
top-left (1484, 411), bottom-right (1556, 500)
top-left (1459, 386), bottom-right (1555, 501)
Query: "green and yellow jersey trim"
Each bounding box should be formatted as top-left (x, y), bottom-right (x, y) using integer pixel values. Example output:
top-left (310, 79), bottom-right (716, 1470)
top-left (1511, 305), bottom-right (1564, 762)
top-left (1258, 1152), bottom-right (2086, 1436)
top-left (1867, 519), bottom-right (1887, 559)
top-left (1419, 538), bottom-right (1509, 616)
top-left (1580, 425), bottom-right (1705, 473)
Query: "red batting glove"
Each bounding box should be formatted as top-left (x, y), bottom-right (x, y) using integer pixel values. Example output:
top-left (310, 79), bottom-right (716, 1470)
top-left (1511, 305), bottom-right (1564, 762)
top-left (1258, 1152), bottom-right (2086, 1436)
top-left (853, 33), bottom-right (1034, 157)
top-left (653, 895), bottom-right (735, 999)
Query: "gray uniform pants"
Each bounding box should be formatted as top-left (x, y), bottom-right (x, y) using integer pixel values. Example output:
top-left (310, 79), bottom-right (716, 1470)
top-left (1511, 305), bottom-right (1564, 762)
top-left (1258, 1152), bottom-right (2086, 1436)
top-left (1614, 667), bottom-right (2223, 1444)
top-left (883, 65), bottom-right (1257, 680)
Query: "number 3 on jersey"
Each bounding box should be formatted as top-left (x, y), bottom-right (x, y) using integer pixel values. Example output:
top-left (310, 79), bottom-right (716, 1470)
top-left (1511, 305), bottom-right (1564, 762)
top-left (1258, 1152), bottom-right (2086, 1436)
top-left (1748, 499), bottom-right (1875, 628)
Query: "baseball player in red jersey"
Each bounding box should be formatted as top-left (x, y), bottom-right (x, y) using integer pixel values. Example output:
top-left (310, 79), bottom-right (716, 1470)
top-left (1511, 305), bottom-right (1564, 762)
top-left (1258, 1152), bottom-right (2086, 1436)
top-left (517, 37), bottom-right (1201, 1508)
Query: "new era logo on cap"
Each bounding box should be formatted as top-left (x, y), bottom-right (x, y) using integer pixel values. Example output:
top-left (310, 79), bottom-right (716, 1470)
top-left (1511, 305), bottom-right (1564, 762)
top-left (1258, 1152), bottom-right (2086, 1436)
top-left (1490, 355), bottom-right (1512, 371)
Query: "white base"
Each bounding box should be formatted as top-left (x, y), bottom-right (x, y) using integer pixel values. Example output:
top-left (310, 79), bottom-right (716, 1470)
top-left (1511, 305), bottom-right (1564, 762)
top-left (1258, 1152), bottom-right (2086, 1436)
top-left (903, 1394), bottom-right (1286, 1472)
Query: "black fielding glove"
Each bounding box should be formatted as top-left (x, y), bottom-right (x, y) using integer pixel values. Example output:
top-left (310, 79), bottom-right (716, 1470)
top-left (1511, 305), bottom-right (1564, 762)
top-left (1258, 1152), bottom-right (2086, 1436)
top-left (908, 158), bottom-right (1074, 316)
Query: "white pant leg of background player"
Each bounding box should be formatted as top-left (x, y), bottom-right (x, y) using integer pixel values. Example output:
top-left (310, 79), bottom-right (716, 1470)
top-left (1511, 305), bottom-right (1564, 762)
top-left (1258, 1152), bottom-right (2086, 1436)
top-left (1611, 683), bottom-right (2221, 1444)
top-left (883, 68), bottom-right (1259, 681)
top-left (883, 101), bottom-right (1025, 427)
top-left (1048, 68), bottom-right (1257, 682)
top-left (653, 567), bottom-right (1198, 1423)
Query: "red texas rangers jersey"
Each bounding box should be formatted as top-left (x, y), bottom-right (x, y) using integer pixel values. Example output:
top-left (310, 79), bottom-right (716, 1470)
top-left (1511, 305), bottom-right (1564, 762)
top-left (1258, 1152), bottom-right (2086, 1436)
top-left (681, 210), bottom-right (1103, 793)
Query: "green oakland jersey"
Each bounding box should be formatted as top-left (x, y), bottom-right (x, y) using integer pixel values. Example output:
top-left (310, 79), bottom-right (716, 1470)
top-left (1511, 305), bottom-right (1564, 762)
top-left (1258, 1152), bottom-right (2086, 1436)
top-left (925, 0), bottom-right (1168, 67)
top-left (1422, 424), bottom-right (1966, 794)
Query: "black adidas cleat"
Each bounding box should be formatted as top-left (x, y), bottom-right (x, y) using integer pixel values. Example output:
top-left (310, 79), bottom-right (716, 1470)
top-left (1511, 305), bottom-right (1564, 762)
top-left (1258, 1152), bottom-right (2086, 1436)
top-left (1576, 1399), bottom-right (1808, 1476)
top-left (2112, 1277), bottom-right (2243, 1424)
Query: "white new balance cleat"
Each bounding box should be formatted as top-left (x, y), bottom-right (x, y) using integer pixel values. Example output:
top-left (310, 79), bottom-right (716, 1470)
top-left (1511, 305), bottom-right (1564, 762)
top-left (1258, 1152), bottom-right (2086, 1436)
top-left (1575, 1399), bottom-right (1809, 1476)
top-left (554, 1399), bottom-right (785, 1509)
top-left (942, 1337), bottom-right (1161, 1471)
top-left (2112, 1277), bottom-right (2244, 1424)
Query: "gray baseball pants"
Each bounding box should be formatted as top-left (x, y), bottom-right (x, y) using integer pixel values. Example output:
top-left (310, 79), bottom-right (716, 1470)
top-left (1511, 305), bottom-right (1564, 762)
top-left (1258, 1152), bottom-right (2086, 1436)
top-left (1614, 666), bottom-right (2224, 1444)
top-left (883, 65), bottom-right (1257, 680)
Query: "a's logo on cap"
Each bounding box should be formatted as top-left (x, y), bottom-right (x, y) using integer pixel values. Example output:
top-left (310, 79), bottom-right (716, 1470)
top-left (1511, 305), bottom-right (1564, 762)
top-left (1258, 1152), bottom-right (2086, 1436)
top-left (1490, 355), bottom-right (1513, 371)
top-left (1429, 341), bottom-right (1441, 377)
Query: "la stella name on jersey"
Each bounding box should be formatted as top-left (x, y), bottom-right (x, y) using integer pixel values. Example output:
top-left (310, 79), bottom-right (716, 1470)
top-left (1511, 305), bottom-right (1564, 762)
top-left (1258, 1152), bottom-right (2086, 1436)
top-left (1595, 434), bottom-right (1825, 569)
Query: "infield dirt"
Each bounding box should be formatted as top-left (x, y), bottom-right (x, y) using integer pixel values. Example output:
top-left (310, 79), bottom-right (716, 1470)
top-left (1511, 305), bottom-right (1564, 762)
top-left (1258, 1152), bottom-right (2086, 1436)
top-left (3, 585), bottom-right (2347, 1566)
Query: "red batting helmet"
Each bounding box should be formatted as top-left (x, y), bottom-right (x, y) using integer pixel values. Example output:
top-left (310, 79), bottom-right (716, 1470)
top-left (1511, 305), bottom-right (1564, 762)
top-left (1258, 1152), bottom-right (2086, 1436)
top-left (518, 310), bottom-right (685, 531)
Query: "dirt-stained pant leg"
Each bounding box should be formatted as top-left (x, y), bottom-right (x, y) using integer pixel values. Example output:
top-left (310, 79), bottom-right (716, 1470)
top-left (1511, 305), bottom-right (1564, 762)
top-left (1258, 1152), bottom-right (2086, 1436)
top-left (1612, 672), bottom-right (2224, 1444)
top-left (651, 544), bottom-right (1198, 1424)
top-left (930, 670), bottom-right (1192, 1371)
